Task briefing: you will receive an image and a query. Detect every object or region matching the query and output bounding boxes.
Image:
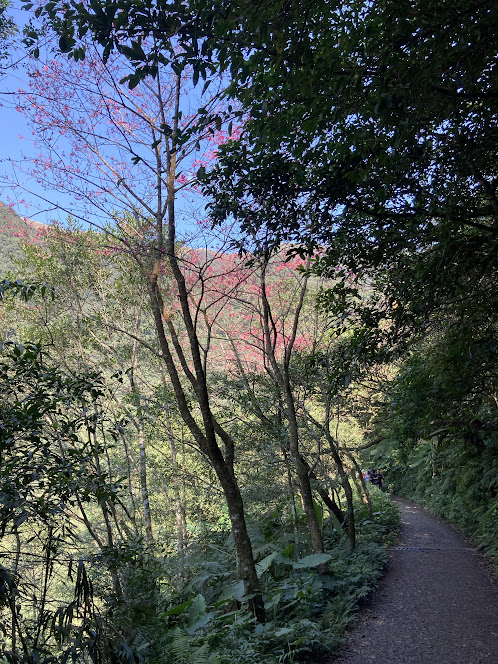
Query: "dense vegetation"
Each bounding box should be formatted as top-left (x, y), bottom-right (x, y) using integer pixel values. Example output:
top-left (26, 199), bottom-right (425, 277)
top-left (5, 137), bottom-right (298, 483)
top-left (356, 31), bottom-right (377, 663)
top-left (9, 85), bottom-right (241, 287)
top-left (0, 0), bottom-right (496, 662)
top-left (0, 219), bottom-right (400, 663)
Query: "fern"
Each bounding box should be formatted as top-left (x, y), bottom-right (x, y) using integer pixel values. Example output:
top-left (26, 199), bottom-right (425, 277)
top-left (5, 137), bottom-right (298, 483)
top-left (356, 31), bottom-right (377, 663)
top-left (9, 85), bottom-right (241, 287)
top-left (169, 627), bottom-right (218, 664)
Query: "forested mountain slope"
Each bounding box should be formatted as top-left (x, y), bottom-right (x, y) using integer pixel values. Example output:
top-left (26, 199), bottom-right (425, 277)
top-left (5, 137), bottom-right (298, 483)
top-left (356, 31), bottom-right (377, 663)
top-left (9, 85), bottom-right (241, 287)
top-left (0, 202), bottom-right (47, 274)
top-left (1, 220), bottom-right (399, 664)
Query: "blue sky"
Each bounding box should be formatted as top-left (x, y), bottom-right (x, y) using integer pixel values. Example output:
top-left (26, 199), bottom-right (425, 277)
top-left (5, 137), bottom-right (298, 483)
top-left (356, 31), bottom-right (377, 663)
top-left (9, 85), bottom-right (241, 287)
top-left (0, 1), bottom-right (227, 254)
top-left (0, 2), bottom-right (212, 239)
top-left (0, 2), bottom-right (80, 224)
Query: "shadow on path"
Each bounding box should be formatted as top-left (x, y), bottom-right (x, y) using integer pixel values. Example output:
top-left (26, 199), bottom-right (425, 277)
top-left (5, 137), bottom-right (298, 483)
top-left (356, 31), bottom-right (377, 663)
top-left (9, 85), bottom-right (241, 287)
top-left (328, 496), bottom-right (498, 664)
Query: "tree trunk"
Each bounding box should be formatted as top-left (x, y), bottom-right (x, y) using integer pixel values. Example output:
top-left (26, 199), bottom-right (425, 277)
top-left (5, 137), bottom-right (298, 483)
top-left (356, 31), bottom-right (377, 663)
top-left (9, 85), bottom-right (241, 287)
top-left (327, 440), bottom-right (356, 550)
top-left (282, 447), bottom-right (300, 556)
top-left (117, 427), bottom-right (140, 539)
top-left (300, 455), bottom-right (346, 531)
top-left (129, 352), bottom-right (155, 548)
top-left (350, 455), bottom-right (372, 519)
top-left (138, 420), bottom-right (155, 547)
top-left (280, 382), bottom-right (326, 558)
top-left (214, 461), bottom-right (264, 620)
top-left (260, 261), bottom-right (326, 559)
top-left (293, 442), bottom-right (325, 554)
top-left (140, 82), bottom-right (264, 619)
top-left (168, 420), bottom-right (185, 555)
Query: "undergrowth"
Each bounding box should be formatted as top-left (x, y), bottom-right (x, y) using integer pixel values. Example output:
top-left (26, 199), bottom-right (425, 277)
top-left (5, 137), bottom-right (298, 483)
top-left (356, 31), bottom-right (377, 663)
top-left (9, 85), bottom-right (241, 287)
top-left (117, 489), bottom-right (399, 664)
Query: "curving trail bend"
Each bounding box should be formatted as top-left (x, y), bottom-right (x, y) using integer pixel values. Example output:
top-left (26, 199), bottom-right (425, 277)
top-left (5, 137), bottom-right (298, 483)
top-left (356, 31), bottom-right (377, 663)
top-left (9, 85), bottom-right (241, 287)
top-left (330, 497), bottom-right (498, 664)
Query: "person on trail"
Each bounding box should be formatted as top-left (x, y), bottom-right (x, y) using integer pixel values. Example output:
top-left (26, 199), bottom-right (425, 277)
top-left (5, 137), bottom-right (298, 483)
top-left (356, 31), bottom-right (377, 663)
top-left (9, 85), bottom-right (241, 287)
top-left (369, 469), bottom-right (383, 489)
top-left (372, 469), bottom-right (384, 490)
top-left (363, 470), bottom-right (370, 482)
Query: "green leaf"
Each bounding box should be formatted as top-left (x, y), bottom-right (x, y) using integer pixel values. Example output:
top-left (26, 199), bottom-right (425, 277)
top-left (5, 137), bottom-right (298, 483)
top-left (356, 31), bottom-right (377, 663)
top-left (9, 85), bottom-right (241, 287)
top-left (162, 598), bottom-right (193, 617)
top-left (218, 579), bottom-right (245, 602)
top-left (274, 626), bottom-right (293, 637)
top-left (292, 553), bottom-right (332, 569)
top-left (186, 594), bottom-right (212, 634)
top-left (256, 550), bottom-right (278, 575)
top-left (313, 498), bottom-right (323, 528)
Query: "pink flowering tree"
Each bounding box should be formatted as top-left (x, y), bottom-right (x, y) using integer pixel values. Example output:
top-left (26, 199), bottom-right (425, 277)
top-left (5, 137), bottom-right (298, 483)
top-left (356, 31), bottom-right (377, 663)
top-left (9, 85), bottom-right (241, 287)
top-left (14, 40), bottom-right (266, 618)
top-left (195, 245), bottom-right (357, 552)
top-left (210, 248), bottom-right (332, 558)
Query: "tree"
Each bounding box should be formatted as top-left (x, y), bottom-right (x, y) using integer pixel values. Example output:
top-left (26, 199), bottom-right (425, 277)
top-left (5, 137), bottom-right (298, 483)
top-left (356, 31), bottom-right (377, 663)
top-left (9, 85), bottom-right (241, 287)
top-left (207, 247), bottom-right (330, 557)
top-left (218, 0), bottom-right (496, 328)
top-left (0, 0), bottom-right (14, 64)
top-left (31, 0), bottom-right (497, 408)
top-left (8, 223), bottom-right (160, 548)
top-left (14, 35), bottom-right (266, 618)
top-left (198, 245), bottom-right (359, 551)
top-left (0, 340), bottom-right (117, 663)
top-left (29, 0), bottom-right (497, 267)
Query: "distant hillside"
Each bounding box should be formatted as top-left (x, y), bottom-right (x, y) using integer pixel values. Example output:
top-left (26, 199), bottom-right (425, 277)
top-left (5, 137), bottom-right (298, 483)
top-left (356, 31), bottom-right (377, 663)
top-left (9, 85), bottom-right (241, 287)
top-left (0, 203), bottom-right (48, 276)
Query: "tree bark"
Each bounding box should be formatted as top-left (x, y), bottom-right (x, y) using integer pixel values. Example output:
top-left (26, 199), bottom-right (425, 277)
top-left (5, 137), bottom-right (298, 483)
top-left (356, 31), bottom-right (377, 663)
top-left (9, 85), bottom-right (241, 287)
top-left (326, 439), bottom-right (356, 550)
top-left (168, 418), bottom-right (185, 555)
top-left (138, 420), bottom-right (155, 547)
top-left (301, 456), bottom-right (346, 526)
top-left (282, 447), bottom-right (300, 556)
top-left (350, 455), bottom-right (372, 519)
top-left (129, 334), bottom-right (155, 548)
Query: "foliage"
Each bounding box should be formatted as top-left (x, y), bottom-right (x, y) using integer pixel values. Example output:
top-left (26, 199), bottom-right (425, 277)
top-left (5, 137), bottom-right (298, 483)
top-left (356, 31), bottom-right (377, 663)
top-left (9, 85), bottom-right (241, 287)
top-left (2, 186), bottom-right (397, 662)
top-left (368, 320), bottom-right (498, 571)
top-left (138, 490), bottom-right (399, 664)
top-left (197, 0), bottom-right (498, 376)
top-left (380, 433), bottom-right (498, 572)
top-left (0, 325), bottom-right (396, 662)
top-left (0, 0), bottom-right (14, 63)
top-left (0, 341), bottom-right (116, 532)
top-left (11, 0), bottom-right (495, 657)
top-left (0, 341), bottom-right (120, 663)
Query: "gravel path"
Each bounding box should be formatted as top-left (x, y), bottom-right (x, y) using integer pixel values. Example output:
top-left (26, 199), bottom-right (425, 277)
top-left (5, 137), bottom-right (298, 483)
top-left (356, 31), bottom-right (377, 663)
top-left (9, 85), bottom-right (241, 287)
top-left (329, 496), bottom-right (498, 664)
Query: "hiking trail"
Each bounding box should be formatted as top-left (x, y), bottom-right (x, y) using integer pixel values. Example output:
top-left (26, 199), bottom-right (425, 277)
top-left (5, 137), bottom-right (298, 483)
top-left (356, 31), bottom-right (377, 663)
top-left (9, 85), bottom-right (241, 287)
top-left (329, 496), bottom-right (498, 663)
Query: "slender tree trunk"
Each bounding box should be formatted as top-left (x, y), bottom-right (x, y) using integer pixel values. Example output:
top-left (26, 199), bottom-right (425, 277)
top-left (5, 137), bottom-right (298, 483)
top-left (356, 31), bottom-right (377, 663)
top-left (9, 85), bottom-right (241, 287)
top-left (280, 370), bottom-right (325, 557)
top-left (181, 429), bottom-right (188, 542)
top-left (260, 261), bottom-right (326, 559)
top-left (149, 273), bottom-right (264, 617)
top-left (129, 340), bottom-right (155, 547)
top-left (292, 439), bottom-right (325, 555)
top-left (350, 455), bottom-right (372, 519)
top-left (215, 464), bottom-right (262, 610)
top-left (117, 428), bottom-right (140, 539)
top-left (310, 397), bottom-right (355, 550)
top-left (301, 456), bottom-right (346, 526)
top-left (88, 425), bottom-right (125, 597)
top-left (11, 526), bottom-right (21, 656)
top-left (168, 418), bottom-right (185, 555)
top-left (326, 440), bottom-right (356, 550)
top-left (138, 420), bottom-right (154, 547)
top-left (141, 77), bottom-right (264, 620)
top-left (282, 447), bottom-right (300, 556)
